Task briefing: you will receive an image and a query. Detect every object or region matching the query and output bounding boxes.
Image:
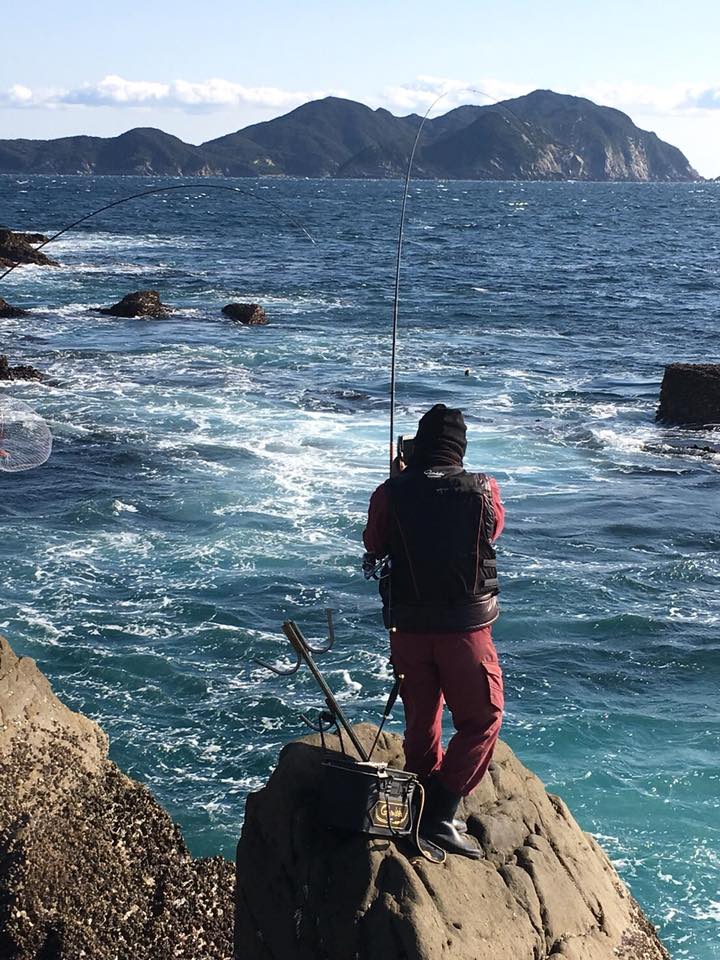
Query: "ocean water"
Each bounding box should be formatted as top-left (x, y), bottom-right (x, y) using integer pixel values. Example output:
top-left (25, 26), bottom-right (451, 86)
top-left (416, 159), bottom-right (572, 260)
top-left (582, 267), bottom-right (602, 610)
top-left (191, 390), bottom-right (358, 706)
top-left (1, 175), bottom-right (718, 957)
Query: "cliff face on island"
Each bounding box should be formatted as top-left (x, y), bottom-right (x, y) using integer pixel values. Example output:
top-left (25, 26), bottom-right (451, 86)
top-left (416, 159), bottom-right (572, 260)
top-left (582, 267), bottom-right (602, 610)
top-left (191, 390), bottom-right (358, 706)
top-left (0, 635), bottom-right (670, 960)
top-left (0, 90), bottom-right (699, 180)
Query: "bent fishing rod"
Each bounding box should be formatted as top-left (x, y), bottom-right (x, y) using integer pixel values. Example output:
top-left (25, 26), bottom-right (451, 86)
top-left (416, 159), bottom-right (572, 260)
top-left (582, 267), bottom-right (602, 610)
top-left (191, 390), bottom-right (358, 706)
top-left (387, 87), bottom-right (530, 473)
top-left (0, 181), bottom-right (316, 284)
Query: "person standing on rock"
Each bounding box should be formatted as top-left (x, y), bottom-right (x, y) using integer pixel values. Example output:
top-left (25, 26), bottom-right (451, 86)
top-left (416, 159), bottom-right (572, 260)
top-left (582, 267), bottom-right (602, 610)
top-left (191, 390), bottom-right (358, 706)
top-left (363, 403), bottom-right (504, 859)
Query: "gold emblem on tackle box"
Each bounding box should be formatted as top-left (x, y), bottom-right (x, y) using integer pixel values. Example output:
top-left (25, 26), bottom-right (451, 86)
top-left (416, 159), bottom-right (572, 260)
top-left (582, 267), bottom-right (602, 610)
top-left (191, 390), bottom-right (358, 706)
top-left (371, 798), bottom-right (410, 829)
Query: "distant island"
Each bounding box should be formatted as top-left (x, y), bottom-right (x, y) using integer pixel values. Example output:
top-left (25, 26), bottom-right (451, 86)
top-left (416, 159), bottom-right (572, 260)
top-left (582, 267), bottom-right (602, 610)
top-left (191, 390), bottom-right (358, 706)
top-left (0, 90), bottom-right (700, 181)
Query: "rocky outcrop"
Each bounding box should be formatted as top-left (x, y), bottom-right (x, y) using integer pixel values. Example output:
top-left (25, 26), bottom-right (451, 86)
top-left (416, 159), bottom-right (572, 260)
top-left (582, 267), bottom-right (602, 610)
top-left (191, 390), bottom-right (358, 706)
top-left (235, 724), bottom-right (669, 960)
top-left (99, 289), bottom-right (171, 318)
top-left (0, 298), bottom-right (29, 318)
top-left (0, 230), bottom-right (58, 268)
top-left (0, 633), bottom-right (670, 960)
top-left (13, 232), bottom-right (50, 245)
top-left (0, 355), bottom-right (43, 381)
top-left (0, 636), bottom-right (233, 960)
top-left (222, 302), bottom-right (268, 325)
top-left (656, 362), bottom-right (720, 424)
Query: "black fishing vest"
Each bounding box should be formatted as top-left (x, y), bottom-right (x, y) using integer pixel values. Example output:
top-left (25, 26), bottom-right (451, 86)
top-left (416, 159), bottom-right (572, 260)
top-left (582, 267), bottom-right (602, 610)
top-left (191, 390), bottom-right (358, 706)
top-left (382, 466), bottom-right (500, 633)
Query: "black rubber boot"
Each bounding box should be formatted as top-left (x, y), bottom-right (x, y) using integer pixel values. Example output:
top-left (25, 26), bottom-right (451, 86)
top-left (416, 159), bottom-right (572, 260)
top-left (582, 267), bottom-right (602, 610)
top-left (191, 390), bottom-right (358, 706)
top-left (417, 777), bottom-right (466, 832)
top-left (421, 779), bottom-right (483, 859)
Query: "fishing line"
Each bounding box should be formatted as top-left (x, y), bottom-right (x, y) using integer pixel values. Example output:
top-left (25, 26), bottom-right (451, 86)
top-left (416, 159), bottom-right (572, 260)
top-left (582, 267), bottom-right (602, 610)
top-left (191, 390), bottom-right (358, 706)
top-left (385, 86), bottom-right (530, 639)
top-left (0, 181), bottom-right (317, 283)
top-left (388, 87), bottom-right (530, 474)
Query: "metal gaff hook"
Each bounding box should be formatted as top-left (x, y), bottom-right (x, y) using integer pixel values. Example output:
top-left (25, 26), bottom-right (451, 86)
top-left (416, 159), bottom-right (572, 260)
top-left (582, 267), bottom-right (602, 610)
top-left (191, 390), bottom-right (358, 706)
top-left (253, 642), bottom-right (302, 676)
top-left (255, 617), bottom-right (370, 762)
top-left (304, 608), bottom-right (335, 655)
top-left (252, 609), bottom-right (335, 674)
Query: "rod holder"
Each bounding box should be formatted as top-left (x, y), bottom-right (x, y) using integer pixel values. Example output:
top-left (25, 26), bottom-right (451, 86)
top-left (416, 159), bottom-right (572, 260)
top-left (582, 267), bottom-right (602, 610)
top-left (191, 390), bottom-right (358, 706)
top-left (304, 608), bottom-right (335, 655)
top-left (254, 616), bottom-right (369, 763)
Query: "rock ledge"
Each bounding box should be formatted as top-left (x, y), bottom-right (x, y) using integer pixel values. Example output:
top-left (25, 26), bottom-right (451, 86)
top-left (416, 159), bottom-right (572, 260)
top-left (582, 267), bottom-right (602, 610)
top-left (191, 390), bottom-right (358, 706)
top-left (0, 230), bottom-right (58, 268)
top-left (0, 355), bottom-right (43, 381)
top-left (657, 362), bottom-right (720, 425)
top-left (235, 724), bottom-right (669, 960)
top-left (0, 635), bottom-right (233, 960)
top-left (0, 298), bottom-right (29, 318)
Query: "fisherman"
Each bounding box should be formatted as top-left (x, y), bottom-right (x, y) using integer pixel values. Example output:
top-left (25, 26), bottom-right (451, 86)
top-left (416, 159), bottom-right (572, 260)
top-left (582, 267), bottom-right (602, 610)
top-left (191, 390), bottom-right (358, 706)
top-left (363, 403), bottom-right (504, 859)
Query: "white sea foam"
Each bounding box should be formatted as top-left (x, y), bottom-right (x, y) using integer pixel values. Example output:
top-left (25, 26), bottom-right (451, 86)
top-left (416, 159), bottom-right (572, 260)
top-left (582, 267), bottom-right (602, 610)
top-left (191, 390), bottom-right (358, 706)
top-left (112, 500), bottom-right (138, 514)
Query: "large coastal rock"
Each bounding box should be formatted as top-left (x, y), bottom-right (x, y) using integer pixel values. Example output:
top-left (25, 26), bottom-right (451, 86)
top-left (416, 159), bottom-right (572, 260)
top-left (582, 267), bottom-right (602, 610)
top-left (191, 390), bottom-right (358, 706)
top-left (0, 230), bottom-right (58, 268)
top-left (99, 289), bottom-right (171, 318)
top-left (0, 298), bottom-right (29, 318)
top-left (656, 363), bottom-right (720, 425)
top-left (0, 636), bottom-right (233, 960)
top-left (235, 724), bottom-right (668, 960)
top-left (222, 302), bottom-right (268, 325)
top-left (0, 355), bottom-right (43, 381)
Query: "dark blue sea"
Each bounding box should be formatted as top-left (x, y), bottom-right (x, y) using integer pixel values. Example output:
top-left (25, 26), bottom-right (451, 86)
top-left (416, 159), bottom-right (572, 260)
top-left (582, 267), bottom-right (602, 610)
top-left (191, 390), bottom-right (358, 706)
top-left (1, 176), bottom-right (718, 957)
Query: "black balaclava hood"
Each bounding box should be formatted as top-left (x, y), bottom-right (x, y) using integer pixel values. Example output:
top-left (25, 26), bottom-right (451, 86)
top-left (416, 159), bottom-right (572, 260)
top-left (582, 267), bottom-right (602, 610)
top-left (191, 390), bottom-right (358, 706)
top-left (411, 403), bottom-right (467, 468)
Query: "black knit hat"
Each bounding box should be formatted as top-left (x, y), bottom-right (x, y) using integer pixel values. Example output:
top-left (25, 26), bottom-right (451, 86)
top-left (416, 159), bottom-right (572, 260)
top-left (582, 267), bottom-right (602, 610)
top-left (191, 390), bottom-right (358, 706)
top-left (412, 403), bottom-right (467, 467)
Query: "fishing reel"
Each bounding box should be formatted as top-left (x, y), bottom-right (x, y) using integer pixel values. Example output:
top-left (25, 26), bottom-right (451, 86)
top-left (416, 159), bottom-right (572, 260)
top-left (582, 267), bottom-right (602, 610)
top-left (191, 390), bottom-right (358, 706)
top-left (362, 552), bottom-right (390, 581)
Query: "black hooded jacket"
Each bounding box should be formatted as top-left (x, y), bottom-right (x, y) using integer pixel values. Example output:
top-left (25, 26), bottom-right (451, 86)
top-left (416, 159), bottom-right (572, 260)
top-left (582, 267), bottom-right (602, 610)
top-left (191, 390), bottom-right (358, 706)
top-left (365, 405), bottom-right (501, 633)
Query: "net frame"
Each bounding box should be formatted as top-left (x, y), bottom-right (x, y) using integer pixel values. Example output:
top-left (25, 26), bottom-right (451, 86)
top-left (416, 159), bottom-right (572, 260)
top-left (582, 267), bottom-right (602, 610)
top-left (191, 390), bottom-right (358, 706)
top-left (0, 397), bottom-right (53, 472)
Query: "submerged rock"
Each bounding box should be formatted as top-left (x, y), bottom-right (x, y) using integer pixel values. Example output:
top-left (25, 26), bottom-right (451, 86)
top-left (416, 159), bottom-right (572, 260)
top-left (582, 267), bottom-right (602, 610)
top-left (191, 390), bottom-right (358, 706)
top-left (100, 289), bottom-right (172, 318)
top-left (657, 363), bottom-right (720, 425)
top-left (0, 298), bottom-right (29, 318)
top-left (222, 302), bottom-right (268, 325)
top-left (0, 355), bottom-right (43, 381)
top-left (235, 723), bottom-right (669, 960)
top-left (0, 636), bottom-right (233, 960)
top-left (0, 229), bottom-right (58, 268)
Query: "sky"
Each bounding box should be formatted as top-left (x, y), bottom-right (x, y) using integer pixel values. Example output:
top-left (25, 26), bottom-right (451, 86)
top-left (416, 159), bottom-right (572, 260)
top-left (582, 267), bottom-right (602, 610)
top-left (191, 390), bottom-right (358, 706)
top-left (2, 0), bottom-right (720, 176)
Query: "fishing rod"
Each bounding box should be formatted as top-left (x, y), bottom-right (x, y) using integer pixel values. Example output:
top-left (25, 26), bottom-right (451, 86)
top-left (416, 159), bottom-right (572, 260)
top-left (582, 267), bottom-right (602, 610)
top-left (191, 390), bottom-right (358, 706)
top-left (388, 87), bottom-right (530, 473)
top-left (384, 85), bottom-right (531, 643)
top-left (0, 181), bottom-right (316, 283)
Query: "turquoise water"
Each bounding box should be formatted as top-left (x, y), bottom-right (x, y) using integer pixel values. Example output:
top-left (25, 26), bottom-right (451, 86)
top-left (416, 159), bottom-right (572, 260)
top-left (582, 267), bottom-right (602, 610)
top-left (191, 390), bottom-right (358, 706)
top-left (1, 176), bottom-right (719, 957)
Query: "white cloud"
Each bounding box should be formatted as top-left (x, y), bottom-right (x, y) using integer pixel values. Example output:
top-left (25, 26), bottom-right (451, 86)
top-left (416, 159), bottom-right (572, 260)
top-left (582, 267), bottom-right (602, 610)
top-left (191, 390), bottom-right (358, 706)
top-left (4, 73), bottom-right (720, 122)
top-left (576, 80), bottom-right (720, 117)
top-left (1, 84), bottom-right (36, 105)
top-left (0, 75), bottom-right (332, 111)
top-left (380, 75), bottom-right (531, 113)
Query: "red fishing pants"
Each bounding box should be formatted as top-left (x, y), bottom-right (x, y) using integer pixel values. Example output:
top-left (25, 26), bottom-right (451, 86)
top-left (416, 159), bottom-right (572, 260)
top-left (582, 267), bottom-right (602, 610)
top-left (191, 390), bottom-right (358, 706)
top-left (390, 627), bottom-right (504, 797)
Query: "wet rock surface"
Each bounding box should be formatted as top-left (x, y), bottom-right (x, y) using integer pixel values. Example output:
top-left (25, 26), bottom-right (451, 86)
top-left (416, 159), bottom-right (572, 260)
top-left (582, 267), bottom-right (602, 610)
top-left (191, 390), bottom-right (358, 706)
top-left (100, 289), bottom-right (172, 318)
top-left (0, 230), bottom-right (58, 268)
top-left (0, 298), bottom-right (29, 318)
top-left (13, 232), bottom-right (50, 244)
top-left (0, 355), bottom-right (43, 381)
top-left (235, 723), bottom-right (669, 960)
top-left (657, 362), bottom-right (720, 425)
top-left (222, 302), bottom-right (268, 325)
top-left (0, 636), bottom-right (234, 960)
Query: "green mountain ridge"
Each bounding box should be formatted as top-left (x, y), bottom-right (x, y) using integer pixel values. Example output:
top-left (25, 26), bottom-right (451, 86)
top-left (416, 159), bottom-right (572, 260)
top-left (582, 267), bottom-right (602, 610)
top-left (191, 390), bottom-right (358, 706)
top-left (0, 90), bottom-right (700, 181)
